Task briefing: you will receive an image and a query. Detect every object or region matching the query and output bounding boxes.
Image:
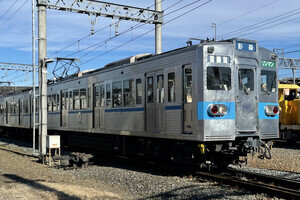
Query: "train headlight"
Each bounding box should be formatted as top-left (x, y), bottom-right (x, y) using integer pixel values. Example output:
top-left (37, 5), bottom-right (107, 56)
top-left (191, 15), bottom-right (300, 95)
top-left (264, 105), bottom-right (279, 116)
top-left (208, 104), bottom-right (227, 116)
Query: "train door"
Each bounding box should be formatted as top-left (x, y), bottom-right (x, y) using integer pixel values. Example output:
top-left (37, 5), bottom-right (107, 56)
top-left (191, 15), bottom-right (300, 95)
top-left (236, 65), bottom-right (258, 132)
top-left (183, 66), bottom-right (193, 133)
top-left (61, 89), bottom-right (68, 127)
top-left (146, 71), bottom-right (165, 133)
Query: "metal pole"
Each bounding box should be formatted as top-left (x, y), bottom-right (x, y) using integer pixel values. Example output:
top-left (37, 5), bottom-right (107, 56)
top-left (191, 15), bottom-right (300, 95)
top-left (292, 68), bottom-right (296, 84)
top-left (38, 4), bottom-right (47, 159)
top-left (212, 23), bottom-right (216, 41)
top-left (155, 0), bottom-right (162, 54)
top-left (32, 0), bottom-right (36, 155)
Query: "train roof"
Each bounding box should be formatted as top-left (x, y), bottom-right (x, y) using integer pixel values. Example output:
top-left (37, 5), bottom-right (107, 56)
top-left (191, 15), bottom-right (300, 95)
top-left (278, 84), bottom-right (300, 89)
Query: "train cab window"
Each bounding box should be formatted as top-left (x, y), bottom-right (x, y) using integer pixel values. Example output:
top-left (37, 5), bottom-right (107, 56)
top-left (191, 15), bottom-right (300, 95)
top-left (207, 67), bottom-right (231, 90)
top-left (168, 72), bottom-right (175, 102)
top-left (157, 75), bottom-right (164, 103)
top-left (136, 79), bottom-right (142, 105)
top-left (147, 77), bottom-right (154, 103)
top-left (123, 79), bottom-right (134, 107)
top-left (80, 88), bottom-right (87, 109)
top-left (261, 70), bottom-right (276, 93)
top-left (106, 84), bottom-right (111, 107)
top-left (112, 82), bottom-right (122, 107)
top-left (185, 68), bottom-right (192, 103)
top-left (239, 69), bottom-right (254, 92)
top-left (73, 90), bottom-right (80, 110)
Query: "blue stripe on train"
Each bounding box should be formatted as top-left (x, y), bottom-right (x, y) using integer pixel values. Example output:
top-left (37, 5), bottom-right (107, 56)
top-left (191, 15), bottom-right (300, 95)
top-left (197, 102), bottom-right (235, 120)
top-left (258, 102), bottom-right (279, 120)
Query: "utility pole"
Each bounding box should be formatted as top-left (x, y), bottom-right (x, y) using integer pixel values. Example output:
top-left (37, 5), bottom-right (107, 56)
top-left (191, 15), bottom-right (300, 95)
top-left (212, 23), bottom-right (216, 41)
top-left (155, 0), bottom-right (162, 54)
top-left (32, 0), bottom-right (36, 155)
top-left (38, 1), bottom-right (47, 159)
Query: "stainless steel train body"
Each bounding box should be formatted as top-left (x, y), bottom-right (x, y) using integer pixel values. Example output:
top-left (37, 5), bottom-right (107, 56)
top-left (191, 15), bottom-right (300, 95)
top-left (0, 38), bottom-right (279, 164)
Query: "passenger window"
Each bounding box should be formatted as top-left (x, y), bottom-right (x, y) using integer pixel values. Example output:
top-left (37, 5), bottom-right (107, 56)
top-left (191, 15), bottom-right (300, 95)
top-left (136, 79), bottom-right (142, 105)
top-left (147, 77), bottom-right (154, 103)
top-left (100, 85), bottom-right (105, 107)
top-left (94, 85), bottom-right (100, 107)
top-left (73, 90), bottom-right (80, 110)
top-left (168, 72), bottom-right (175, 102)
top-left (261, 70), bottom-right (276, 93)
top-left (56, 94), bottom-right (60, 110)
top-left (52, 94), bottom-right (57, 111)
top-left (80, 88), bottom-right (87, 109)
top-left (69, 91), bottom-right (73, 110)
top-left (157, 75), bottom-right (164, 103)
top-left (185, 68), bottom-right (192, 103)
top-left (123, 79), bottom-right (134, 107)
top-left (65, 92), bottom-right (69, 110)
top-left (239, 69), bottom-right (254, 91)
top-left (47, 95), bottom-right (52, 111)
top-left (106, 84), bottom-right (111, 107)
top-left (112, 82), bottom-right (122, 107)
top-left (207, 67), bottom-right (231, 90)
top-left (61, 92), bottom-right (65, 110)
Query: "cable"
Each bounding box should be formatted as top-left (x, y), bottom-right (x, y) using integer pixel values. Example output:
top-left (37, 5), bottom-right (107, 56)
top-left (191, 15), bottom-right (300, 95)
top-left (218, 7), bottom-right (300, 39)
top-left (285, 49), bottom-right (300, 55)
top-left (0, 0), bottom-right (28, 29)
top-left (282, 44), bottom-right (300, 50)
top-left (80, 0), bottom-right (212, 65)
top-left (236, 15), bottom-right (300, 38)
top-left (0, 0), bottom-right (21, 21)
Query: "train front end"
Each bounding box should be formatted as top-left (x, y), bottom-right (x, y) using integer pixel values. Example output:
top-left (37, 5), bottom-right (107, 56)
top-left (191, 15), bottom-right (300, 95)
top-left (197, 38), bottom-right (279, 165)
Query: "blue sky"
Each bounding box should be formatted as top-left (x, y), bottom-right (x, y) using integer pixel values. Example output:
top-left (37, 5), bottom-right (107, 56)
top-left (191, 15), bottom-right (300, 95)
top-left (0, 0), bottom-right (300, 85)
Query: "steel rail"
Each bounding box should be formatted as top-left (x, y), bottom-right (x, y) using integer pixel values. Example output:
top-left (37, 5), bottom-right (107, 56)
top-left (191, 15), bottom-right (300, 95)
top-left (196, 170), bottom-right (300, 200)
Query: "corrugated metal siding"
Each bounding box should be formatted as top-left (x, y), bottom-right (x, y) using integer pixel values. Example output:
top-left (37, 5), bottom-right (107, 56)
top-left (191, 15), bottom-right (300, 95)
top-left (165, 110), bottom-right (182, 134)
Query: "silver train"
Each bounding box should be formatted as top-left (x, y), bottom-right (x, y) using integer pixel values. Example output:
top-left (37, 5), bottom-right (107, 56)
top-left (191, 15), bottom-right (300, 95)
top-left (0, 38), bottom-right (279, 166)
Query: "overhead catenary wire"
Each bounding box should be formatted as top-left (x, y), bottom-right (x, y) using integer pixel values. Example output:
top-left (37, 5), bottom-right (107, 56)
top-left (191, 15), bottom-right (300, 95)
top-left (0, 0), bottom-right (21, 22)
top-left (218, 7), bottom-right (300, 39)
top-left (80, 0), bottom-right (212, 66)
top-left (63, 0), bottom-right (199, 59)
top-left (198, 0), bottom-right (280, 38)
top-left (0, 0), bottom-right (28, 29)
top-left (49, 0), bottom-right (168, 57)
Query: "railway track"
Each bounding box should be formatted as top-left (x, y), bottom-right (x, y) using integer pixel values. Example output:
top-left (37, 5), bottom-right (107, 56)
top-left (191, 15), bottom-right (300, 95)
top-left (196, 168), bottom-right (300, 200)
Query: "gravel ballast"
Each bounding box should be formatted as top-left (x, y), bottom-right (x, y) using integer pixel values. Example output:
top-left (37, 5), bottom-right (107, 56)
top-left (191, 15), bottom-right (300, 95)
top-left (0, 137), bottom-right (298, 199)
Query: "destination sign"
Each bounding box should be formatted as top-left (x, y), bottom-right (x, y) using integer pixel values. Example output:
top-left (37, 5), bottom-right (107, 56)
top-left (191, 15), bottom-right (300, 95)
top-left (236, 41), bottom-right (256, 52)
top-left (261, 60), bottom-right (276, 68)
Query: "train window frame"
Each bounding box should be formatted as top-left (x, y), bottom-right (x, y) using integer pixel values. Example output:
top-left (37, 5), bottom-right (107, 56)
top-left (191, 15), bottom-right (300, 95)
top-left (80, 88), bottom-right (87, 109)
top-left (100, 84), bottom-right (105, 107)
top-left (260, 70), bottom-right (276, 93)
top-left (168, 72), bottom-right (175, 102)
top-left (112, 81), bottom-right (122, 108)
top-left (94, 84), bottom-right (100, 108)
top-left (47, 95), bottom-right (52, 112)
top-left (157, 75), bottom-right (164, 103)
top-left (147, 77), bottom-right (154, 103)
top-left (106, 84), bottom-right (111, 107)
top-left (239, 69), bottom-right (254, 92)
top-left (184, 68), bottom-right (192, 103)
top-left (207, 66), bottom-right (231, 91)
top-left (123, 79), bottom-right (134, 107)
top-left (69, 91), bottom-right (73, 110)
top-left (136, 78), bottom-right (142, 105)
top-left (73, 89), bottom-right (80, 110)
top-left (52, 94), bottom-right (57, 111)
